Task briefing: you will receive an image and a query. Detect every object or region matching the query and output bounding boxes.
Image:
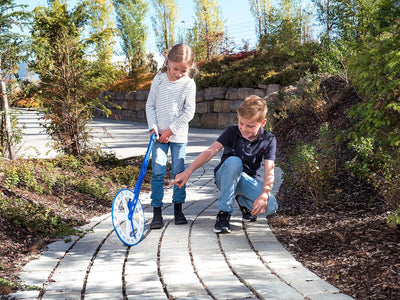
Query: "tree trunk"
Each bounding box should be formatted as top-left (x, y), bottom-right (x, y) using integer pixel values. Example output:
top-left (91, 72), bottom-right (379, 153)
top-left (1, 80), bottom-right (14, 160)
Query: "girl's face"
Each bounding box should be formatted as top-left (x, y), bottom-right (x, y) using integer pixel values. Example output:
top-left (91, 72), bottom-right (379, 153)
top-left (238, 116), bottom-right (266, 141)
top-left (167, 60), bottom-right (191, 81)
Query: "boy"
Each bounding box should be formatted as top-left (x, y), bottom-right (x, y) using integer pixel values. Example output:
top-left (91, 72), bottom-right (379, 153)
top-left (171, 95), bottom-right (278, 233)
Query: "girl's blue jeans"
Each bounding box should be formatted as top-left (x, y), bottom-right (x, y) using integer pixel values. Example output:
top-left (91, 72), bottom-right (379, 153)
top-left (215, 156), bottom-right (278, 215)
top-left (150, 141), bottom-right (186, 207)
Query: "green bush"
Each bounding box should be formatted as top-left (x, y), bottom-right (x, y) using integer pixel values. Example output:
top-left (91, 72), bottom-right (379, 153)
top-left (0, 154), bottom-right (148, 241)
top-left (284, 123), bottom-right (336, 205)
top-left (196, 43), bottom-right (318, 89)
top-left (343, 3), bottom-right (400, 218)
top-left (52, 154), bottom-right (85, 174)
top-left (75, 176), bottom-right (113, 200)
top-left (108, 165), bottom-right (140, 187)
top-left (346, 136), bottom-right (400, 210)
top-left (3, 160), bottom-right (43, 194)
top-left (0, 195), bottom-right (79, 237)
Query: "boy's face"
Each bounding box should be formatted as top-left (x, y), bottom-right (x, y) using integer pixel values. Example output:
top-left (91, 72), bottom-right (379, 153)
top-left (238, 116), bottom-right (266, 141)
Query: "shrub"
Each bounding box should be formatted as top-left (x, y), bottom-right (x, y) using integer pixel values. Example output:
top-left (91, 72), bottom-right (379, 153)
top-left (196, 44), bottom-right (318, 89)
top-left (285, 123), bottom-right (336, 205)
top-left (3, 160), bottom-right (43, 194)
top-left (0, 195), bottom-right (79, 237)
top-left (75, 176), bottom-right (113, 200)
top-left (52, 155), bottom-right (85, 174)
top-left (346, 136), bottom-right (400, 211)
top-left (108, 165), bottom-right (140, 187)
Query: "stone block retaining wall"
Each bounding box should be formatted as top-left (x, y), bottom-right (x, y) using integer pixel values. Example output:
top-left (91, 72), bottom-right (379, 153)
top-left (97, 83), bottom-right (301, 129)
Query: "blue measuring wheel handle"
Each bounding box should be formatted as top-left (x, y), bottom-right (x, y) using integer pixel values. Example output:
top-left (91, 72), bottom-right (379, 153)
top-left (132, 133), bottom-right (156, 198)
top-left (111, 133), bottom-right (157, 246)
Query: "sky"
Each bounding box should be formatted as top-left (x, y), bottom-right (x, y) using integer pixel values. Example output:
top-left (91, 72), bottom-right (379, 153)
top-left (14, 0), bottom-right (258, 57)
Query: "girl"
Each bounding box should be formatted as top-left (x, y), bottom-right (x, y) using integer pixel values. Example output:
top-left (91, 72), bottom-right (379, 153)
top-left (146, 44), bottom-right (197, 229)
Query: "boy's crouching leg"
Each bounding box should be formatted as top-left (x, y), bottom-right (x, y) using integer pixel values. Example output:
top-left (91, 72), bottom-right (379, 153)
top-left (265, 193), bottom-right (278, 217)
top-left (214, 211), bottom-right (231, 233)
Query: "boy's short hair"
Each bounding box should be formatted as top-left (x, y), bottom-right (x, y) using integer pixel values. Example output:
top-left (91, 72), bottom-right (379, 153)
top-left (237, 95), bottom-right (268, 122)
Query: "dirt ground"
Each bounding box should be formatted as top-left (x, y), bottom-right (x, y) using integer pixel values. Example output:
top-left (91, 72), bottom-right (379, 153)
top-left (1, 77), bottom-right (399, 299)
top-left (0, 186), bottom-right (110, 295)
top-left (268, 77), bottom-right (400, 299)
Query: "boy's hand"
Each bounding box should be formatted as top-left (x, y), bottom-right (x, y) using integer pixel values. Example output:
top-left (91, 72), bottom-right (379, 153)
top-left (170, 170), bottom-right (190, 189)
top-left (251, 193), bottom-right (269, 215)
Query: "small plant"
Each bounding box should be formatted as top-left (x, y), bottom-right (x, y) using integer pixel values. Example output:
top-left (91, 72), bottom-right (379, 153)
top-left (108, 165), bottom-right (140, 186)
top-left (75, 176), bottom-right (113, 200)
top-left (387, 206), bottom-right (400, 227)
top-left (346, 136), bottom-right (400, 212)
top-left (0, 277), bottom-right (42, 293)
top-left (39, 161), bottom-right (58, 194)
top-left (0, 196), bottom-right (80, 237)
top-left (3, 160), bottom-right (44, 194)
top-left (285, 123), bottom-right (336, 205)
top-left (53, 155), bottom-right (85, 174)
top-left (4, 163), bottom-right (20, 189)
top-left (21, 161), bottom-right (43, 194)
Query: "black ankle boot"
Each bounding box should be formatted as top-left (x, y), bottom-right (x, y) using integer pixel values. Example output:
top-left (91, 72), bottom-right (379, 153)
top-left (150, 207), bottom-right (164, 229)
top-left (174, 203), bottom-right (187, 225)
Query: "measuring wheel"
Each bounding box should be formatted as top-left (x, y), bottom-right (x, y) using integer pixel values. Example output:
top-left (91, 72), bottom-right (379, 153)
top-left (112, 189), bottom-right (145, 246)
top-left (111, 133), bottom-right (156, 246)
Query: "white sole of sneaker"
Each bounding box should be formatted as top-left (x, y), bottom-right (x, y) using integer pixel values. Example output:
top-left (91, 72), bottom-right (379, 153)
top-left (213, 228), bottom-right (231, 233)
top-left (242, 218), bottom-right (257, 222)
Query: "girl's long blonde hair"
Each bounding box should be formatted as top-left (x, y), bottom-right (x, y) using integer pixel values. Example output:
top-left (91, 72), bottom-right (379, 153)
top-left (161, 44), bottom-right (197, 78)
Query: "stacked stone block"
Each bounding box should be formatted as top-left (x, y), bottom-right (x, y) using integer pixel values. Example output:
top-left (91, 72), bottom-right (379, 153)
top-left (97, 83), bottom-right (299, 129)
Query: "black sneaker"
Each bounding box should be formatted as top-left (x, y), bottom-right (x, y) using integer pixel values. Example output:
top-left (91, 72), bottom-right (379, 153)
top-left (235, 196), bottom-right (257, 222)
top-left (174, 203), bottom-right (188, 225)
top-left (150, 207), bottom-right (164, 229)
top-left (214, 211), bottom-right (231, 233)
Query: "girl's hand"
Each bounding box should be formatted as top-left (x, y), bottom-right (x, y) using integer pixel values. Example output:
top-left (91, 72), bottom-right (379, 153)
top-left (150, 129), bottom-right (159, 139)
top-left (159, 129), bottom-right (173, 143)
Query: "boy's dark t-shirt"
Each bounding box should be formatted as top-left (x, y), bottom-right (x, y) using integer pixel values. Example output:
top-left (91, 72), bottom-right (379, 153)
top-left (215, 125), bottom-right (276, 180)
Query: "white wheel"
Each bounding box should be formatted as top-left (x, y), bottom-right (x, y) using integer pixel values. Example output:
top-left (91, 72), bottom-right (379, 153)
top-left (111, 189), bottom-right (145, 246)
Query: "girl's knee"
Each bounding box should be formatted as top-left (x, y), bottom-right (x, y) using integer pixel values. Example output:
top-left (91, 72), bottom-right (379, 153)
top-left (171, 159), bottom-right (185, 176)
top-left (152, 163), bottom-right (166, 177)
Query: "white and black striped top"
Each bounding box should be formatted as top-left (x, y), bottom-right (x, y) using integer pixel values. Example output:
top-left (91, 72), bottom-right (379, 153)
top-left (146, 72), bottom-right (196, 143)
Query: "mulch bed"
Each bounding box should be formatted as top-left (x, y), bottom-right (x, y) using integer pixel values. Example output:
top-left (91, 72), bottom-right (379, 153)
top-left (268, 77), bottom-right (400, 299)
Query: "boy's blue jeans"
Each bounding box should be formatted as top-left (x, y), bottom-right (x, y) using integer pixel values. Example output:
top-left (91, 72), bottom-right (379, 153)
top-left (215, 156), bottom-right (278, 215)
top-left (151, 141), bottom-right (186, 207)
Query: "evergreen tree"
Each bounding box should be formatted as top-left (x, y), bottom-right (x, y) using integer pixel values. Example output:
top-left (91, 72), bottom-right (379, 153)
top-left (30, 0), bottom-right (110, 156)
top-left (276, 0), bottom-right (303, 47)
